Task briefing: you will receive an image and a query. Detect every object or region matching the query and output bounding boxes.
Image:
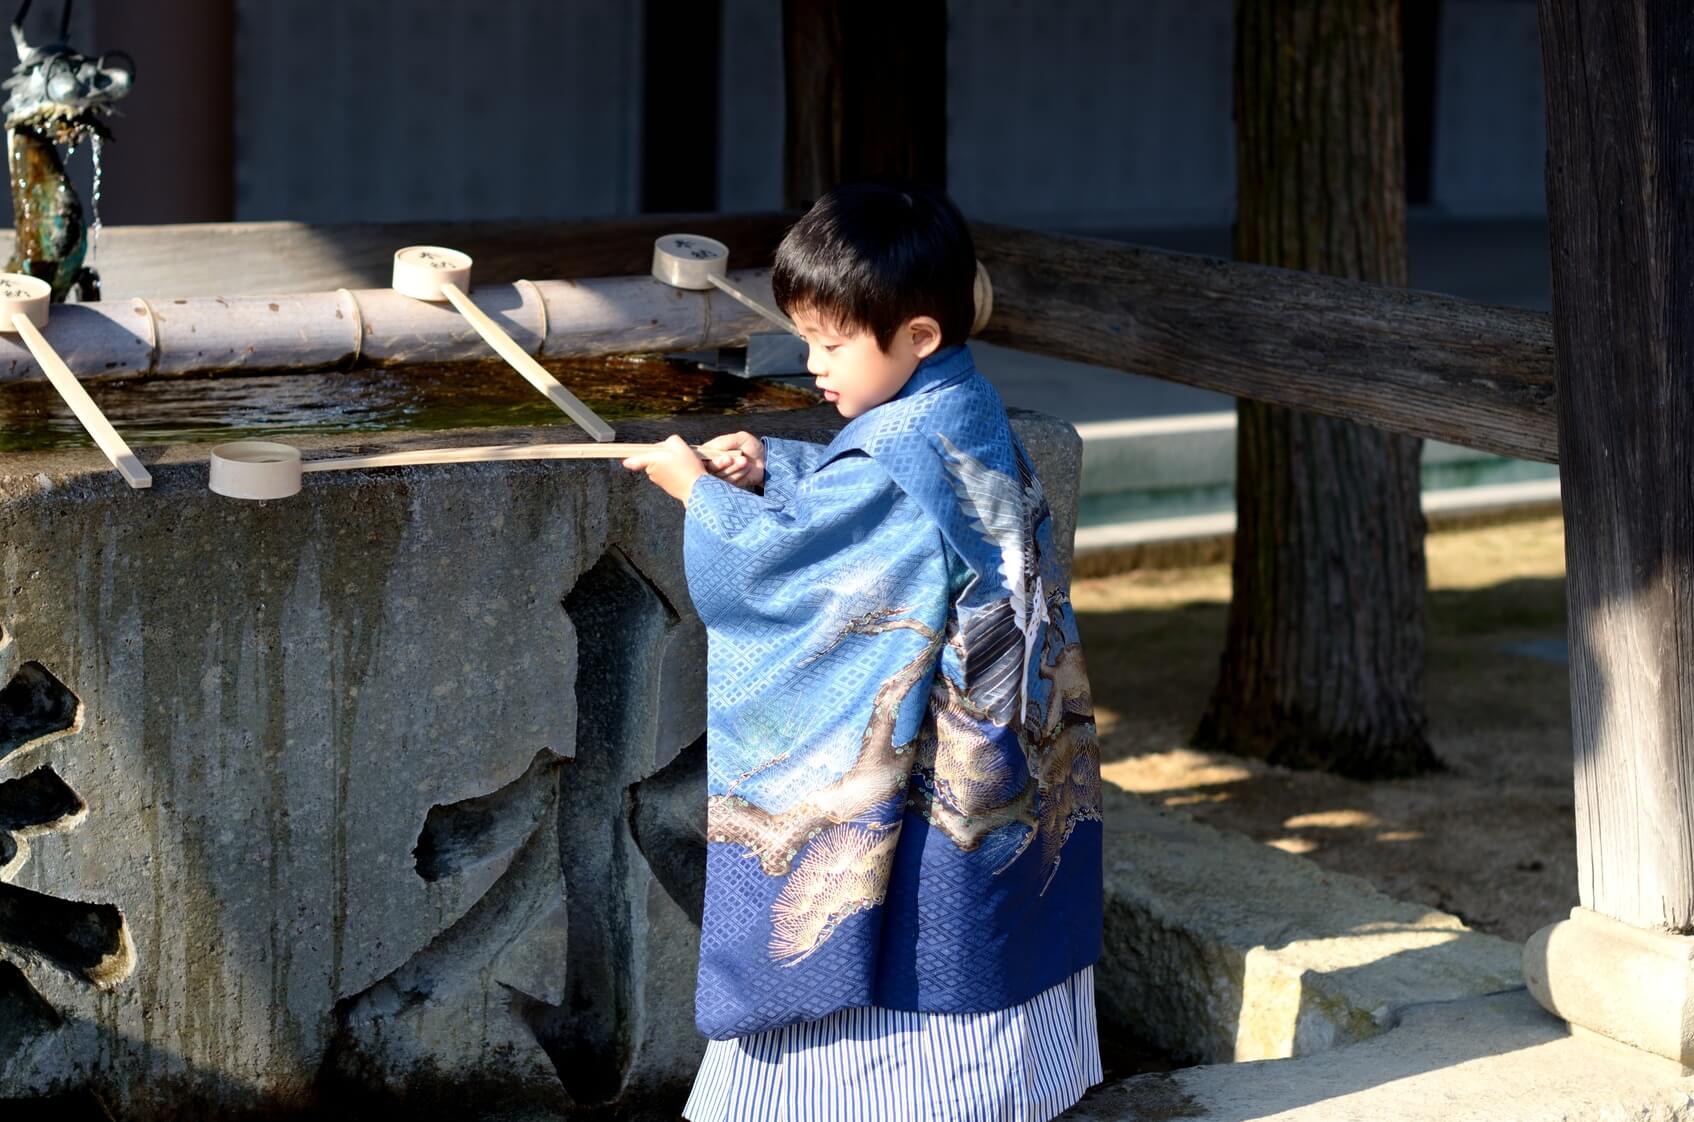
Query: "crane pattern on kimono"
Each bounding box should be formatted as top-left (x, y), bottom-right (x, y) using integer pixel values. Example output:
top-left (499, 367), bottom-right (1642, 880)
top-left (914, 591), bottom-right (1102, 892)
top-left (938, 432), bottom-right (1052, 730)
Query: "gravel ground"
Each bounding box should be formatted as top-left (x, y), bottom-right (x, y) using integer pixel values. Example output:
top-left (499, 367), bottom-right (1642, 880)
top-left (1073, 516), bottom-right (1576, 944)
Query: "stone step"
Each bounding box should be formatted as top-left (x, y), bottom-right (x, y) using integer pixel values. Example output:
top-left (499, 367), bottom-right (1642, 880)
top-left (1066, 989), bottom-right (1694, 1121)
top-left (1078, 785), bottom-right (1694, 1119)
top-left (1093, 784), bottom-right (1522, 1066)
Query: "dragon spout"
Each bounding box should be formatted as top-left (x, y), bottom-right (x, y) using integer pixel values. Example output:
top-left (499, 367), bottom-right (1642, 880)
top-left (3, 0), bottom-right (132, 301)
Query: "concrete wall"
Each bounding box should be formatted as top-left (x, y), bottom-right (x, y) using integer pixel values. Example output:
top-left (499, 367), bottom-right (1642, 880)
top-left (0, 409), bottom-right (1082, 1118)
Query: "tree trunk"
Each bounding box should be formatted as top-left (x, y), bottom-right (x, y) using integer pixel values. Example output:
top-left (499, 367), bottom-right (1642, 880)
top-left (781, 0), bottom-right (947, 208)
top-left (1195, 0), bottom-right (1436, 778)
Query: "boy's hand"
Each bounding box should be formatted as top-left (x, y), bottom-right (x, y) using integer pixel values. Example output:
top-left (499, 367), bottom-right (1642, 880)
top-left (698, 431), bottom-right (765, 491)
top-left (622, 435), bottom-right (706, 504)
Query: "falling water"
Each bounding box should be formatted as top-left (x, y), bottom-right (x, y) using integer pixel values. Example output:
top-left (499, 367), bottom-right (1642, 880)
top-left (87, 133), bottom-right (102, 271)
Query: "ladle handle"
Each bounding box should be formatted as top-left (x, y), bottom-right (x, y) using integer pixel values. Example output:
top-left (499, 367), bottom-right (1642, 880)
top-left (438, 282), bottom-right (619, 443)
top-left (706, 275), bottom-right (797, 336)
top-left (13, 313), bottom-right (152, 489)
top-left (300, 441), bottom-right (708, 474)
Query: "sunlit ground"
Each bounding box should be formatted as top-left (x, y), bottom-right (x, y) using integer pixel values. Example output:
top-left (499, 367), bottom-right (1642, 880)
top-left (1074, 516), bottom-right (1574, 942)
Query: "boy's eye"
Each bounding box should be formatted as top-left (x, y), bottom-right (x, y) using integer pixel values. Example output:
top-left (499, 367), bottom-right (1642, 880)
top-left (824, 344), bottom-right (839, 353)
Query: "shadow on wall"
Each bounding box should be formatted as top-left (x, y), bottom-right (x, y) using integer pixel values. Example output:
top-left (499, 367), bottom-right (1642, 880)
top-left (0, 1013), bottom-right (693, 1122)
top-left (0, 528), bottom-right (706, 1121)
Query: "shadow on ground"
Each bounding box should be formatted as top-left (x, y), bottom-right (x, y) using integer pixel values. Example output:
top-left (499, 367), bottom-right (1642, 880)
top-left (1074, 547), bottom-right (1577, 944)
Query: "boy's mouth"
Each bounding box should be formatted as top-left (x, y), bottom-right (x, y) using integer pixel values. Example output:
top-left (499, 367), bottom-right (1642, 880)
top-left (821, 389), bottom-right (839, 402)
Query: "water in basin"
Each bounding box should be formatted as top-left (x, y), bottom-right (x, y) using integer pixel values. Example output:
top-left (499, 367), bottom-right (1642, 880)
top-left (0, 352), bottom-right (820, 453)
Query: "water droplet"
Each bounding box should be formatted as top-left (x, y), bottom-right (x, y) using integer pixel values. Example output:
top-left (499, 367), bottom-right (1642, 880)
top-left (87, 134), bottom-right (103, 270)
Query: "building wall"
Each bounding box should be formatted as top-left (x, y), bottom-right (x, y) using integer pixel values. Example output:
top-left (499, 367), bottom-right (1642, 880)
top-left (945, 0), bottom-right (1237, 229)
top-left (1431, 0), bottom-right (1547, 218)
top-left (231, 0), bottom-right (644, 222)
top-left (0, 0), bottom-right (1549, 229)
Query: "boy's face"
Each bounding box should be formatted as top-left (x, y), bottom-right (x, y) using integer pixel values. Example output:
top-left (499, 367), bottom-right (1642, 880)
top-left (792, 309), bottom-right (941, 419)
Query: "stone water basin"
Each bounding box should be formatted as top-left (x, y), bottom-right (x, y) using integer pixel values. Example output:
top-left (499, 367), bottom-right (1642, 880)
top-left (0, 374), bottom-right (1081, 1120)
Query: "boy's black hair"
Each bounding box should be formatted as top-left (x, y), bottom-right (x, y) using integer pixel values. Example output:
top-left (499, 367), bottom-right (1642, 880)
top-left (772, 182), bottom-right (977, 352)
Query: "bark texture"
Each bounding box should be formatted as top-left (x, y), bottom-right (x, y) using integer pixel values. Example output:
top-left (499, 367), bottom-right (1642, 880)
top-left (1195, 0), bottom-right (1435, 778)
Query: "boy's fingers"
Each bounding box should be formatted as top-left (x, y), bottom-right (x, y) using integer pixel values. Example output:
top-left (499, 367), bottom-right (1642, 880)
top-left (704, 432), bottom-right (756, 456)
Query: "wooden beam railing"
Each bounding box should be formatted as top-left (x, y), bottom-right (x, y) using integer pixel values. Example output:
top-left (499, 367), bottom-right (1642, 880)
top-left (971, 224), bottom-right (1559, 464)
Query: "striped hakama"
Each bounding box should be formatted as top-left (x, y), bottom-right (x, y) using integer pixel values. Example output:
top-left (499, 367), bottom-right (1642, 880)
top-left (682, 964), bottom-right (1102, 1122)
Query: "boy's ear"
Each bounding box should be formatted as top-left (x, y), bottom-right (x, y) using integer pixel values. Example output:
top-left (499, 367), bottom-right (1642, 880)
top-left (906, 315), bottom-right (943, 359)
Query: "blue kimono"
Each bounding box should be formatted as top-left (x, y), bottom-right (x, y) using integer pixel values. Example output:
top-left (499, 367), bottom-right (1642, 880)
top-left (683, 344), bottom-right (1103, 1040)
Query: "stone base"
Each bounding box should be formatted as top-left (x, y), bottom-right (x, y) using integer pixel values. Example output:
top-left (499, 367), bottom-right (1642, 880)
top-left (1524, 906), bottom-right (1694, 1067)
top-left (1066, 990), bottom-right (1694, 1122)
top-left (1097, 785), bottom-right (1522, 1064)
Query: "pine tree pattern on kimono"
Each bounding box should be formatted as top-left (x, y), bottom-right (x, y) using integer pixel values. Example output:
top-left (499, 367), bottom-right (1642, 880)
top-left (683, 344), bottom-right (1103, 1039)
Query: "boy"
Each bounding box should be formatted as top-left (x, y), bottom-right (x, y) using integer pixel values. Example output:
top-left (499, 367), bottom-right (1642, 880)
top-left (624, 183), bottom-right (1103, 1121)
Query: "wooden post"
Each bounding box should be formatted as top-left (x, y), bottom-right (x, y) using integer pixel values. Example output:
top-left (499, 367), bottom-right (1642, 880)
top-left (1540, 0), bottom-right (1694, 934)
top-left (93, 0), bottom-right (235, 223)
top-left (1401, 0), bottom-right (1441, 206)
top-left (1522, 0), bottom-right (1694, 1066)
top-left (781, 0), bottom-right (947, 207)
top-left (642, 0), bottom-right (722, 212)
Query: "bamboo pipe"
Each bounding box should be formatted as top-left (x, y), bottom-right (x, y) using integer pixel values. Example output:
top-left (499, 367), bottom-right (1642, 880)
top-left (0, 272), bottom-right (779, 384)
top-left (0, 260), bottom-right (988, 385)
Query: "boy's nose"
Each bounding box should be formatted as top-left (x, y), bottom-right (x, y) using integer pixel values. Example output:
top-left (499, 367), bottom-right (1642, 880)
top-left (805, 347), bottom-right (827, 376)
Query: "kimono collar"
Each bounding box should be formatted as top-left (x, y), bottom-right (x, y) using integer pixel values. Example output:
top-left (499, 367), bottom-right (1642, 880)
top-left (892, 343), bottom-right (975, 402)
top-left (824, 343), bottom-right (981, 461)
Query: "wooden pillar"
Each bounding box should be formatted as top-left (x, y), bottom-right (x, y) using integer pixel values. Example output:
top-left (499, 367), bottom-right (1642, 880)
top-left (641, 0), bottom-right (722, 212)
top-left (1401, 0), bottom-right (1441, 206)
top-left (1540, 0), bottom-right (1694, 934)
top-left (1524, 0), bottom-right (1694, 1066)
top-left (781, 0), bottom-right (947, 207)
